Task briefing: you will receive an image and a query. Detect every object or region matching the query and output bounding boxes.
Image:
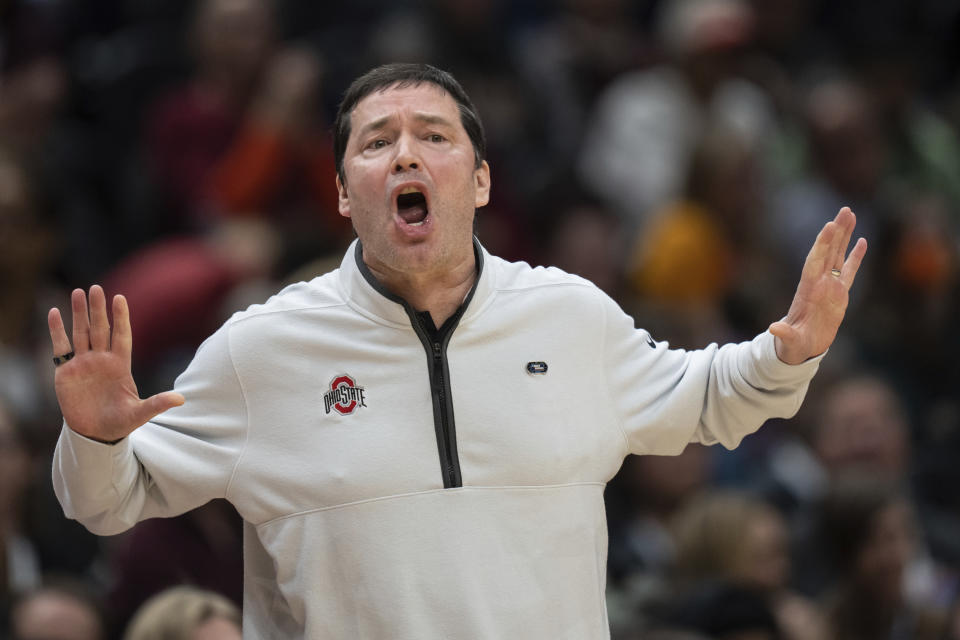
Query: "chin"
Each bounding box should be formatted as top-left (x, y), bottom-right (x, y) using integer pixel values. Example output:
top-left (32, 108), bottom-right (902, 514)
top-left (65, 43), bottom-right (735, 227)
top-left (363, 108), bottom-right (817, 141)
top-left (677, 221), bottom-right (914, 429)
top-left (396, 243), bottom-right (446, 271)
top-left (374, 236), bottom-right (439, 271)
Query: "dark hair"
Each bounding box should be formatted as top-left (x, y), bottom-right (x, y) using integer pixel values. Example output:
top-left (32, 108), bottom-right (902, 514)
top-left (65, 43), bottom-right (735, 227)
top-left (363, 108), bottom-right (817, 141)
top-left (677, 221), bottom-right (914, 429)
top-left (818, 472), bottom-right (907, 574)
top-left (333, 63), bottom-right (486, 184)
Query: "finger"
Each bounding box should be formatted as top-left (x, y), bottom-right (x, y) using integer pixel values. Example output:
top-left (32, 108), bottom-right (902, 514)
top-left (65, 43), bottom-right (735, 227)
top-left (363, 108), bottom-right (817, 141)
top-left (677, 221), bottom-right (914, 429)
top-left (111, 294), bottom-right (132, 366)
top-left (830, 207), bottom-right (855, 269)
top-left (840, 237), bottom-right (868, 289)
top-left (71, 288), bottom-right (90, 354)
top-left (803, 220), bottom-right (837, 278)
top-left (132, 392), bottom-right (186, 426)
top-left (833, 205), bottom-right (855, 227)
top-left (88, 285), bottom-right (110, 351)
top-left (48, 307), bottom-right (73, 356)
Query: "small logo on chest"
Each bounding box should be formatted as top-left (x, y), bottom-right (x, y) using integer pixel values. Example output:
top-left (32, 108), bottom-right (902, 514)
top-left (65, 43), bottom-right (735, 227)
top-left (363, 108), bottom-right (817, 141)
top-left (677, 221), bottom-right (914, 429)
top-left (526, 361), bottom-right (548, 375)
top-left (324, 374), bottom-right (367, 415)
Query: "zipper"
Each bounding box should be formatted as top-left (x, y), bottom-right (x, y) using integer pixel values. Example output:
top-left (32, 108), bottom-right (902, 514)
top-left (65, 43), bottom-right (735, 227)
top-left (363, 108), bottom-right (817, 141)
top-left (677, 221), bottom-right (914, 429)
top-left (432, 340), bottom-right (458, 486)
top-left (410, 313), bottom-right (462, 488)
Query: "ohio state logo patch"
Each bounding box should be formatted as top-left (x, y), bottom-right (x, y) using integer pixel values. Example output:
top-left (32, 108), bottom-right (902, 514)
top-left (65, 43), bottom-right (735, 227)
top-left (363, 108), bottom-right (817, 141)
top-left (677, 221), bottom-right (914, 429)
top-left (323, 374), bottom-right (367, 415)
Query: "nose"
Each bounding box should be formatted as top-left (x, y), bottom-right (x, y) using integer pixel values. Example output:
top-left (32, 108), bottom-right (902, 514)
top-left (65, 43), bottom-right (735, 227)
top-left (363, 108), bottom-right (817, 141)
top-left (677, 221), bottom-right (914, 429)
top-left (392, 133), bottom-right (420, 173)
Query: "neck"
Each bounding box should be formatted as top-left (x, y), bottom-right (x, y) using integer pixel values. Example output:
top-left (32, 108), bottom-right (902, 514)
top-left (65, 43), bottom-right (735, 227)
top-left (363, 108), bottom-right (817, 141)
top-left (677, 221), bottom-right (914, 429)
top-left (365, 248), bottom-right (477, 328)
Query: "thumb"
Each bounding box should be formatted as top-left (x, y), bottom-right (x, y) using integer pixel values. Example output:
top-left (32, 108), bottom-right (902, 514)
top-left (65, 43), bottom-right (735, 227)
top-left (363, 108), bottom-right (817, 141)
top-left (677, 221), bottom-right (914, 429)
top-left (768, 320), bottom-right (797, 342)
top-left (134, 391), bottom-right (186, 425)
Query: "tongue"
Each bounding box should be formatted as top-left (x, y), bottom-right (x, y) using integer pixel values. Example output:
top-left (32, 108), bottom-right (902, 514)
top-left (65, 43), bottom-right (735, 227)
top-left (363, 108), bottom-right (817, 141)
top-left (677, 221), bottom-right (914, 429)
top-left (399, 203), bottom-right (428, 224)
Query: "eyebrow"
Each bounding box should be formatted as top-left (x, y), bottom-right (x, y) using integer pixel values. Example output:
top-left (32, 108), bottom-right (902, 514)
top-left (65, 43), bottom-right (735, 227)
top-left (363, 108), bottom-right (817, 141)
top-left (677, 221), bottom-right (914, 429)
top-left (356, 112), bottom-right (456, 139)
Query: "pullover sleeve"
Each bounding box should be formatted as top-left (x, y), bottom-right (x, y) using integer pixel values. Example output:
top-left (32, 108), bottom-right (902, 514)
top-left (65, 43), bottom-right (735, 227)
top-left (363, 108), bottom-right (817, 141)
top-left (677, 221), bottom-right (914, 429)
top-left (52, 321), bottom-right (248, 535)
top-left (600, 293), bottom-right (823, 456)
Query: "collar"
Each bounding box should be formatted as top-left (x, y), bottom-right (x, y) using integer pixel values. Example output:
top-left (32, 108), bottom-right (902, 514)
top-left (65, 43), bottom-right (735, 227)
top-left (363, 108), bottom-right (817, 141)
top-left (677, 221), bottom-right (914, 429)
top-left (336, 237), bottom-right (493, 328)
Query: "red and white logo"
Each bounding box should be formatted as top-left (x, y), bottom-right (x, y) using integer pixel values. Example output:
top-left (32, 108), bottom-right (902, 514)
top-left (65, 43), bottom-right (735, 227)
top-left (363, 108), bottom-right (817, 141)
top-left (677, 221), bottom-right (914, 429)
top-left (323, 374), bottom-right (367, 415)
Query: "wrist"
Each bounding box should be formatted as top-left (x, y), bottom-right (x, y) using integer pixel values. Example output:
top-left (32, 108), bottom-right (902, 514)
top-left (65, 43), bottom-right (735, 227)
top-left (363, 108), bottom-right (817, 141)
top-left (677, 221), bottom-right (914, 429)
top-left (66, 424), bottom-right (125, 445)
top-left (773, 335), bottom-right (807, 365)
top-left (87, 435), bottom-right (125, 445)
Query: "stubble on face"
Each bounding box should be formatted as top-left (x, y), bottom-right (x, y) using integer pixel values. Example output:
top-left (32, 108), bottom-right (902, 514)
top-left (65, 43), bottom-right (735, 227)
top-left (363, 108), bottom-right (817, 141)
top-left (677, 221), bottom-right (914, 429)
top-left (337, 84), bottom-right (489, 288)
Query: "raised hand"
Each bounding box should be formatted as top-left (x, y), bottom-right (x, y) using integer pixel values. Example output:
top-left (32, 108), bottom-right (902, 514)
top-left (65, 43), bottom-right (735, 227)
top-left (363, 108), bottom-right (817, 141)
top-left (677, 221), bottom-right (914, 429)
top-left (769, 207), bottom-right (868, 365)
top-left (47, 285), bottom-right (184, 443)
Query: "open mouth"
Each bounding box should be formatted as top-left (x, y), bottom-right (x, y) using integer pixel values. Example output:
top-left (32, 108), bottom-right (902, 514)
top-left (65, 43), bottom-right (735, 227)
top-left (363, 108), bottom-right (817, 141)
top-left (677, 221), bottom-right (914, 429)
top-left (397, 188), bottom-right (429, 226)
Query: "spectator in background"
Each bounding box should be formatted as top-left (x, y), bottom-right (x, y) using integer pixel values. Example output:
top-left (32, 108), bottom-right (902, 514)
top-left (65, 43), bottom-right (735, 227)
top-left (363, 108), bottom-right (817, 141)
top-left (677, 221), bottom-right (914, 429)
top-left (628, 126), bottom-right (753, 309)
top-left (0, 0), bottom-right (66, 166)
top-left (0, 57), bottom-right (66, 157)
top-left (9, 580), bottom-right (105, 640)
top-left (145, 0), bottom-right (277, 228)
top-left (817, 473), bottom-right (947, 640)
top-left (514, 0), bottom-right (649, 186)
top-left (670, 491), bottom-right (828, 640)
top-left (537, 191), bottom-right (626, 299)
top-left (771, 77), bottom-right (888, 280)
top-left (855, 39), bottom-right (960, 213)
top-left (606, 446), bottom-right (711, 631)
top-left (761, 373), bottom-right (957, 610)
top-left (579, 0), bottom-right (774, 229)
top-left (205, 46), bottom-right (347, 264)
top-left (812, 375), bottom-right (909, 480)
top-left (753, 372), bottom-right (904, 519)
top-left (145, 0), bottom-right (343, 255)
top-left (122, 586), bottom-right (240, 640)
top-left (0, 398), bottom-right (40, 629)
top-left (0, 145), bottom-right (62, 425)
top-left (855, 191), bottom-right (959, 450)
top-left (625, 124), bottom-right (788, 347)
top-left (812, 376), bottom-right (957, 609)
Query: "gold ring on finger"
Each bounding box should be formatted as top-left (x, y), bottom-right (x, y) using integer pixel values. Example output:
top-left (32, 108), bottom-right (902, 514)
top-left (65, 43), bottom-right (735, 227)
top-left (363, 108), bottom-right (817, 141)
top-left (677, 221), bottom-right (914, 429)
top-left (53, 351), bottom-right (75, 366)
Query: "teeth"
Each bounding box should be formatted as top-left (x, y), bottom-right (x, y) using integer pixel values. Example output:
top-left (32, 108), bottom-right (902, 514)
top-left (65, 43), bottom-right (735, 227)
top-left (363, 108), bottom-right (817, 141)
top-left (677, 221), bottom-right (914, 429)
top-left (399, 187), bottom-right (421, 195)
top-left (408, 221), bottom-right (424, 227)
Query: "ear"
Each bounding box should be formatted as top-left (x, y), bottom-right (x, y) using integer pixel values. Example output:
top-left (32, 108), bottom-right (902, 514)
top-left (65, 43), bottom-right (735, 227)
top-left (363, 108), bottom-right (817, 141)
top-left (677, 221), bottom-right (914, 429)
top-left (474, 160), bottom-right (491, 208)
top-left (336, 174), bottom-right (351, 219)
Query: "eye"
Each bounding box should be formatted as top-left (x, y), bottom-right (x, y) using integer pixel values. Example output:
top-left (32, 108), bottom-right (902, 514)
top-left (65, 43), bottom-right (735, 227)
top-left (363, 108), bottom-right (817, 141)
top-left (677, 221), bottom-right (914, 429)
top-left (367, 139), bottom-right (389, 150)
top-left (428, 134), bottom-right (445, 143)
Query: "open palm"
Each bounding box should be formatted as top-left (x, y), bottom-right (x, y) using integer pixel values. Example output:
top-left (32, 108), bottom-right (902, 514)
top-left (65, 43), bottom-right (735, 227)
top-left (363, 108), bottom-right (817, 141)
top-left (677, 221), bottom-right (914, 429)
top-left (48, 285), bottom-right (184, 443)
top-left (769, 207), bottom-right (868, 365)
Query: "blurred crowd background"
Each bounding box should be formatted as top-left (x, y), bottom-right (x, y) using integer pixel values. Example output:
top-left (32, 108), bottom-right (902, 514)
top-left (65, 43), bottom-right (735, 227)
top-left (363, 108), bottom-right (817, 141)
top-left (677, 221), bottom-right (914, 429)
top-left (2, 0), bottom-right (960, 638)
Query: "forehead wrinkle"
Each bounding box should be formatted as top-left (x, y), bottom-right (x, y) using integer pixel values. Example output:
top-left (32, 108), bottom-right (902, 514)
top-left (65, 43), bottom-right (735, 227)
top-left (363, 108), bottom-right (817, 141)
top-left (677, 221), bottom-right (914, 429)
top-left (412, 112), bottom-right (455, 127)
top-left (356, 111), bottom-right (455, 137)
top-left (355, 114), bottom-right (392, 139)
